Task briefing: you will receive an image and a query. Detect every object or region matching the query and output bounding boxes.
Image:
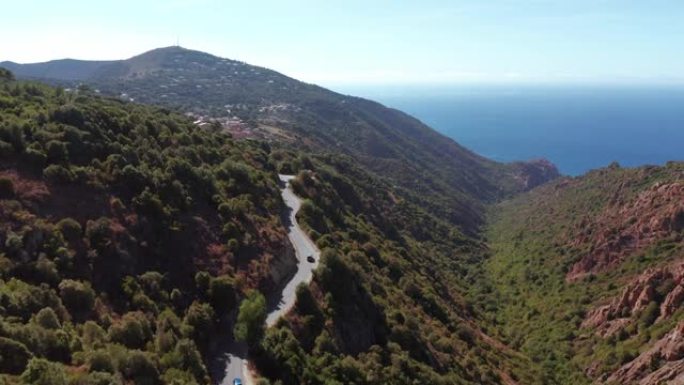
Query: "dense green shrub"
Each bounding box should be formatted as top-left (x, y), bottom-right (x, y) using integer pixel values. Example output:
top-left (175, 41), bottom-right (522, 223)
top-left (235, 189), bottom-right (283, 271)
top-left (58, 279), bottom-right (95, 319)
top-left (159, 339), bottom-right (206, 383)
top-left (81, 321), bottom-right (107, 350)
top-left (0, 140), bottom-right (14, 157)
top-left (234, 291), bottom-right (266, 346)
top-left (161, 368), bottom-right (199, 385)
top-left (209, 275), bottom-right (236, 316)
top-left (194, 271), bottom-right (210, 297)
top-left (639, 301), bottom-right (660, 328)
top-left (0, 337), bottom-right (32, 374)
top-left (77, 371), bottom-right (124, 385)
top-left (183, 301), bottom-right (214, 349)
top-left (121, 350), bottom-right (159, 385)
top-left (20, 358), bottom-right (67, 385)
top-left (84, 217), bottom-right (112, 250)
top-left (43, 164), bottom-right (74, 183)
top-left (33, 307), bottom-right (61, 329)
top-left (108, 312), bottom-right (152, 349)
top-left (46, 140), bottom-right (68, 163)
top-left (56, 218), bottom-right (82, 241)
top-left (88, 350), bottom-right (117, 373)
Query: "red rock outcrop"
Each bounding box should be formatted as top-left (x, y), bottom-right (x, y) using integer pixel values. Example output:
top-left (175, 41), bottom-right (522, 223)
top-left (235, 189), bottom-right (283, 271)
top-left (567, 182), bottom-right (684, 281)
top-left (602, 321), bottom-right (684, 384)
top-left (582, 260), bottom-right (684, 336)
top-left (661, 285), bottom-right (684, 320)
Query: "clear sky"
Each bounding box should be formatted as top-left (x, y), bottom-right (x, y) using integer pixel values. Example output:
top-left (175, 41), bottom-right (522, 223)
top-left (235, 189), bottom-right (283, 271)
top-left (2, 0), bottom-right (683, 86)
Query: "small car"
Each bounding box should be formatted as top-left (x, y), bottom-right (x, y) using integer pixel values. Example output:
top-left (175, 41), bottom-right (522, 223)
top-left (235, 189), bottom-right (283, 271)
top-left (233, 379), bottom-right (242, 385)
top-left (306, 255), bottom-right (315, 263)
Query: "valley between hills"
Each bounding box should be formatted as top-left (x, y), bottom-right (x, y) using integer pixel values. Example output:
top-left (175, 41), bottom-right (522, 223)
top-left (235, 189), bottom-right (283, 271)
top-left (0, 48), bottom-right (682, 385)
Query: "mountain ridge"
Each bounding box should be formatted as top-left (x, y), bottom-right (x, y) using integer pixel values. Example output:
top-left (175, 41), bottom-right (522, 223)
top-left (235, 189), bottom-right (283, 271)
top-left (1, 46), bottom-right (560, 237)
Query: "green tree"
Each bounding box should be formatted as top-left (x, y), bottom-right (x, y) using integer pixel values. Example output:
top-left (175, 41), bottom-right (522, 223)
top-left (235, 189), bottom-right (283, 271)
top-left (108, 312), bottom-right (152, 349)
top-left (21, 358), bottom-right (67, 385)
top-left (160, 339), bottom-right (207, 383)
top-left (161, 368), bottom-right (199, 385)
top-left (81, 321), bottom-right (107, 350)
top-left (121, 351), bottom-right (159, 385)
top-left (34, 307), bottom-right (61, 329)
top-left (43, 164), bottom-right (74, 183)
top-left (234, 291), bottom-right (267, 346)
top-left (209, 275), bottom-right (236, 316)
top-left (0, 337), bottom-right (32, 374)
top-left (58, 279), bottom-right (95, 319)
top-left (56, 218), bottom-right (82, 241)
top-left (183, 301), bottom-right (214, 349)
top-left (639, 301), bottom-right (660, 328)
top-left (45, 140), bottom-right (69, 163)
top-left (0, 68), bottom-right (13, 81)
top-left (88, 349), bottom-right (116, 373)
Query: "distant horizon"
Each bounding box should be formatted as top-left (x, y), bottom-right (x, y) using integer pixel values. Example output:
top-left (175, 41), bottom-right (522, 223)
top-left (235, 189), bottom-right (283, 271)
top-left (355, 85), bottom-right (684, 176)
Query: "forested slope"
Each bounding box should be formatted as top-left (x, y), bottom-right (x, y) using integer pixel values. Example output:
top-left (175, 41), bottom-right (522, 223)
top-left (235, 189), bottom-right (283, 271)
top-left (0, 76), bottom-right (294, 385)
top-left (0, 73), bottom-right (541, 385)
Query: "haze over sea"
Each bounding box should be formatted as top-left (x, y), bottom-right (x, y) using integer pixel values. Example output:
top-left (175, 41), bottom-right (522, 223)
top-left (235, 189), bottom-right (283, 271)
top-left (335, 85), bottom-right (684, 176)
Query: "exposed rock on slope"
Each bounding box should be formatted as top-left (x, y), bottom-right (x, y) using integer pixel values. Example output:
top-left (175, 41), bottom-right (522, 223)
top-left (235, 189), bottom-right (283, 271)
top-left (603, 321), bottom-right (684, 385)
top-left (511, 159), bottom-right (560, 190)
top-left (567, 182), bottom-right (684, 281)
top-left (583, 259), bottom-right (684, 336)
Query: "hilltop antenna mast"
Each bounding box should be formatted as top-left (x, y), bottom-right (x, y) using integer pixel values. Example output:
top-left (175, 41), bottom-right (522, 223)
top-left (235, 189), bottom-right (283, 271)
top-left (176, 37), bottom-right (180, 47)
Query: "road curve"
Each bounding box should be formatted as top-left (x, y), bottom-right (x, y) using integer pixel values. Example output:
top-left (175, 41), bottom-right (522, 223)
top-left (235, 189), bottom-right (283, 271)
top-left (219, 174), bottom-right (320, 385)
top-left (266, 175), bottom-right (321, 326)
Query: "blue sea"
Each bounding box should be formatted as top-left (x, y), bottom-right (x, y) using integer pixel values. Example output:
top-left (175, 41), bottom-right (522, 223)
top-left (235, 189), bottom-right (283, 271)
top-left (334, 84), bottom-right (684, 176)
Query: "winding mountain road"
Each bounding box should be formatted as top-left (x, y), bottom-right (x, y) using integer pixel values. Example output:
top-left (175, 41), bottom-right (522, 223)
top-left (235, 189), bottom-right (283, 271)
top-left (218, 174), bottom-right (320, 385)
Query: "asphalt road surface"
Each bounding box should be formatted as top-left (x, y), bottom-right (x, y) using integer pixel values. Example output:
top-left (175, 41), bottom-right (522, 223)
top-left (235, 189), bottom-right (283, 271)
top-left (219, 174), bottom-right (320, 385)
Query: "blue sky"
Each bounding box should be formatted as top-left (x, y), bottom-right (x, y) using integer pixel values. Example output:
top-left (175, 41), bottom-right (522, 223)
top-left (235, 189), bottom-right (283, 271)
top-left (2, 0), bottom-right (683, 86)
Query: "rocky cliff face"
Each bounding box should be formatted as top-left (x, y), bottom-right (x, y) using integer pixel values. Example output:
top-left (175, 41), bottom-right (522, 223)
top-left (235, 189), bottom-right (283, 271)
top-left (265, 241), bottom-right (297, 291)
top-left (583, 260), bottom-right (684, 336)
top-left (567, 182), bottom-right (684, 281)
top-left (603, 321), bottom-right (684, 385)
top-left (511, 159), bottom-right (561, 191)
top-left (581, 259), bottom-right (684, 384)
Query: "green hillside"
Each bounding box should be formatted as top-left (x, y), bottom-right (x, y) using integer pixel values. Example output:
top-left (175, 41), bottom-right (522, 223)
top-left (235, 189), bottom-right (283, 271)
top-left (0, 73), bottom-right (542, 385)
top-left (0, 77), bottom-right (292, 385)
